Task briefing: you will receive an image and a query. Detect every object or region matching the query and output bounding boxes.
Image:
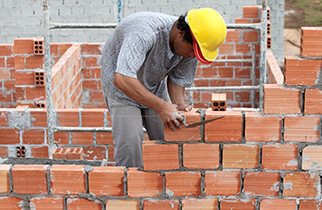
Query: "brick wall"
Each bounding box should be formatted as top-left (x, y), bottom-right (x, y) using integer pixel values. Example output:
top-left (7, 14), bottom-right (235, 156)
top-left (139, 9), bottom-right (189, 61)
top-left (0, 44), bottom-right (15, 108)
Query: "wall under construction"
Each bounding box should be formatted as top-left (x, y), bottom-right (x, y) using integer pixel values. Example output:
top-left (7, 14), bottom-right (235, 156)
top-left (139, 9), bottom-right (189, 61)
top-left (0, 5), bottom-right (321, 210)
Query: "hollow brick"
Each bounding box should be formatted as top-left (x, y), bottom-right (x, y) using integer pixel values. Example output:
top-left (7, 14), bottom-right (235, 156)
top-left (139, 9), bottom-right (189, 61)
top-left (66, 198), bottom-right (102, 210)
top-left (30, 197), bottom-right (64, 210)
top-left (142, 141), bottom-right (179, 171)
top-left (244, 172), bottom-right (280, 197)
top-left (127, 168), bottom-right (163, 198)
top-left (143, 200), bottom-right (179, 210)
top-left (183, 143), bottom-right (219, 169)
top-left (260, 199), bottom-right (297, 210)
top-left (0, 197), bottom-right (25, 210)
top-left (12, 165), bottom-right (48, 194)
top-left (182, 198), bottom-right (217, 210)
top-left (205, 171), bottom-right (241, 196)
top-left (88, 167), bottom-right (124, 196)
top-left (221, 199), bottom-right (256, 210)
top-left (106, 200), bottom-right (140, 210)
top-left (284, 116), bottom-right (320, 143)
top-left (50, 165), bottom-right (86, 195)
top-left (245, 112), bottom-right (281, 142)
top-left (223, 144), bottom-right (259, 169)
top-left (205, 111), bottom-right (242, 142)
top-left (305, 88), bottom-right (322, 115)
top-left (0, 165), bottom-right (11, 193)
top-left (165, 171), bottom-right (201, 197)
top-left (283, 172), bottom-right (319, 198)
top-left (262, 144), bottom-right (298, 170)
top-left (302, 145), bottom-right (322, 170)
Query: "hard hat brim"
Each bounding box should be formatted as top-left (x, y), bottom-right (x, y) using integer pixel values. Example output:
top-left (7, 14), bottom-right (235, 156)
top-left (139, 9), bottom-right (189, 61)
top-left (193, 40), bottom-right (213, 65)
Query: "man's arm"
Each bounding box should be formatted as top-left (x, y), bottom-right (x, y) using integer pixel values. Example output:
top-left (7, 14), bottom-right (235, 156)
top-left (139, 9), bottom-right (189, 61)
top-left (167, 79), bottom-right (192, 112)
top-left (113, 73), bottom-right (183, 130)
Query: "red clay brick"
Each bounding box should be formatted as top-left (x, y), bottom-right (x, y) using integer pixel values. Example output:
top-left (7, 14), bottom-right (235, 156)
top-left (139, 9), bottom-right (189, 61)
top-left (218, 43), bottom-right (234, 55)
top-left (96, 132), bottom-right (113, 145)
top-left (66, 198), bottom-right (102, 210)
top-left (300, 27), bottom-right (322, 57)
top-left (25, 86), bottom-right (45, 101)
top-left (221, 199), bottom-right (256, 210)
top-left (236, 43), bottom-right (251, 54)
top-left (13, 38), bottom-right (34, 54)
top-left (88, 166), bottom-right (124, 196)
top-left (243, 31), bottom-right (258, 42)
top-left (245, 112), bottom-right (281, 142)
top-left (81, 43), bottom-right (102, 55)
top-left (263, 84), bottom-right (301, 114)
top-left (56, 109), bottom-right (79, 127)
top-left (31, 146), bottom-right (49, 158)
top-left (30, 109), bottom-right (47, 127)
top-left (284, 116), bottom-right (320, 142)
top-left (284, 56), bottom-right (321, 85)
top-left (143, 200), bottom-right (180, 210)
top-left (205, 171), bottom-right (241, 196)
top-left (127, 168), bottom-right (163, 198)
top-left (142, 141), bottom-right (179, 171)
top-left (164, 109), bottom-right (201, 141)
top-left (30, 197), bottom-right (64, 210)
top-left (0, 165), bottom-right (11, 193)
top-left (22, 129), bottom-right (45, 144)
top-left (223, 144), bottom-right (259, 169)
top-left (0, 146), bottom-right (8, 157)
top-left (235, 18), bottom-right (252, 24)
top-left (305, 88), bottom-right (322, 114)
top-left (302, 145), bottom-right (322, 170)
top-left (226, 30), bottom-right (242, 42)
top-left (83, 56), bottom-right (100, 67)
top-left (243, 6), bottom-right (260, 18)
top-left (0, 109), bottom-right (8, 127)
top-left (244, 172), bottom-right (280, 196)
top-left (71, 132), bottom-right (94, 145)
top-left (0, 129), bottom-right (20, 144)
top-left (53, 132), bottom-right (69, 145)
top-left (299, 199), bottom-right (322, 210)
top-left (183, 143), bottom-right (219, 169)
top-left (165, 171), bottom-right (201, 197)
top-left (106, 200), bottom-right (140, 209)
top-left (83, 146), bottom-right (105, 160)
top-left (14, 56), bottom-right (25, 69)
top-left (182, 198), bottom-right (217, 210)
top-left (0, 197), bottom-right (25, 210)
top-left (262, 144), bottom-right (298, 170)
top-left (81, 109), bottom-right (105, 127)
top-left (25, 55), bottom-right (44, 69)
top-left (283, 172), bottom-right (319, 197)
top-left (12, 165), bottom-right (48, 194)
top-left (0, 44), bottom-right (12, 56)
top-left (50, 165), bottom-right (86, 195)
top-left (107, 146), bottom-right (115, 162)
top-left (205, 111), bottom-right (242, 142)
top-left (260, 199), bottom-right (297, 210)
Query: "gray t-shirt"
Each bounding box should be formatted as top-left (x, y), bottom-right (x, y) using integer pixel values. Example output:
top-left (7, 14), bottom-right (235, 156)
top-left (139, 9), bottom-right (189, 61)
top-left (100, 11), bottom-right (198, 108)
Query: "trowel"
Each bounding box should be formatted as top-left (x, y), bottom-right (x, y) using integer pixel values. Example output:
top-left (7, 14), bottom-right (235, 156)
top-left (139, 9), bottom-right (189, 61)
top-left (180, 113), bottom-right (224, 128)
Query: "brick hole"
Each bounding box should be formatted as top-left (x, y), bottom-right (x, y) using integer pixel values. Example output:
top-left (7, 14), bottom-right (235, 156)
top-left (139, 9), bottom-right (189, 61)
top-left (220, 102), bottom-right (225, 106)
top-left (213, 102), bottom-right (219, 106)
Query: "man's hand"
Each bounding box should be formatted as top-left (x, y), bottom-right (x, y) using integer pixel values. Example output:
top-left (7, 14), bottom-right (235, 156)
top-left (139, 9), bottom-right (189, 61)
top-left (158, 103), bottom-right (184, 131)
top-left (177, 103), bottom-right (192, 112)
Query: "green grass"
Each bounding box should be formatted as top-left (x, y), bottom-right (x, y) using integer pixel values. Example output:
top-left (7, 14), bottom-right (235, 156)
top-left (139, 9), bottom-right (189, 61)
top-left (292, 0), bottom-right (322, 26)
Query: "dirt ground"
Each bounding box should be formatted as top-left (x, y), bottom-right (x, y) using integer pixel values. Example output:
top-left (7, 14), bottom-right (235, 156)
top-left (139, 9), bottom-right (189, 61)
top-left (283, 0), bottom-right (321, 57)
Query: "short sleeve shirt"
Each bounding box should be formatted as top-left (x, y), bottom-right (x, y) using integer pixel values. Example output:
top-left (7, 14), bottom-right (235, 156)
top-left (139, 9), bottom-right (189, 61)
top-left (100, 11), bottom-right (198, 108)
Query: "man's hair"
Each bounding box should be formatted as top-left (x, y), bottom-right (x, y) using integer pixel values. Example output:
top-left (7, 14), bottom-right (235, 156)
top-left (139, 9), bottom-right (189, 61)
top-left (177, 14), bottom-right (193, 45)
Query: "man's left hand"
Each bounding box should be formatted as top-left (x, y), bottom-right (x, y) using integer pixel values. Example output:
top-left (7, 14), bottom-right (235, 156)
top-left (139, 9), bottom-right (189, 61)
top-left (177, 103), bottom-right (192, 112)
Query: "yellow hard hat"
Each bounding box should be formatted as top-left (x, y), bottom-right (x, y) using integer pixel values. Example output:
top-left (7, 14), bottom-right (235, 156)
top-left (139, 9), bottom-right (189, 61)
top-left (187, 8), bottom-right (227, 64)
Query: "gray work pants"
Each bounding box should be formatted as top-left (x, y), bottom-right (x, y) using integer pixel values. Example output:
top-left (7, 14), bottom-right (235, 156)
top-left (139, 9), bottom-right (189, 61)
top-left (106, 97), bottom-right (164, 167)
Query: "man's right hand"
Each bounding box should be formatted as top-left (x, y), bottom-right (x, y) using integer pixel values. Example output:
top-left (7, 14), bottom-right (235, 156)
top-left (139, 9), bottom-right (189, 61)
top-left (158, 103), bottom-right (184, 131)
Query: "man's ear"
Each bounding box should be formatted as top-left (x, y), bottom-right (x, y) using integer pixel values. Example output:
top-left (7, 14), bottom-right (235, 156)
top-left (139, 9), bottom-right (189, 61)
top-left (178, 30), bottom-right (185, 38)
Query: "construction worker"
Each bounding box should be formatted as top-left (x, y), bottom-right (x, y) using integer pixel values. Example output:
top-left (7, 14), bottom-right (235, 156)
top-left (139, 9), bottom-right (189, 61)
top-left (100, 8), bottom-right (227, 167)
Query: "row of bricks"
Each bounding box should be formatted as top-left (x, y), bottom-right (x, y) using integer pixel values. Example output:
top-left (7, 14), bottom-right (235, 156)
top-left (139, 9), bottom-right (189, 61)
top-left (264, 84), bottom-right (322, 115)
top-left (300, 27), bottom-right (322, 57)
top-left (142, 141), bottom-right (322, 171)
top-left (0, 165), bottom-right (320, 198)
top-left (284, 56), bottom-right (322, 86)
top-left (1, 109), bottom-right (321, 142)
top-left (0, 145), bottom-right (114, 161)
top-left (1, 196), bottom-right (320, 210)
